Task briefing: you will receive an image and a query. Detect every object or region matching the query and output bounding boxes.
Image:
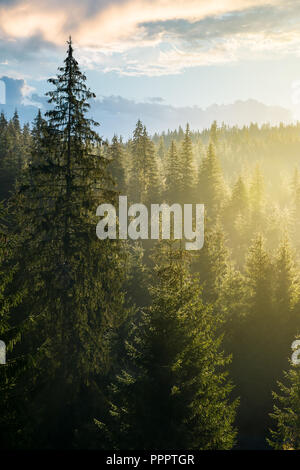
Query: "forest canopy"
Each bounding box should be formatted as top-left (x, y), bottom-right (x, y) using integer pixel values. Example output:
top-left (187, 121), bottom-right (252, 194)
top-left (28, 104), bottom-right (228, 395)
top-left (0, 39), bottom-right (300, 451)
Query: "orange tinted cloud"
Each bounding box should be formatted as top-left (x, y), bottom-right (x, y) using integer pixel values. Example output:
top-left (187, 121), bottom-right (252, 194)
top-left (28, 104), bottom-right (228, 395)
top-left (0, 2), bottom-right (67, 42)
top-left (0, 0), bottom-right (277, 46)
top-left (0, 0), bottom-right (295, 76)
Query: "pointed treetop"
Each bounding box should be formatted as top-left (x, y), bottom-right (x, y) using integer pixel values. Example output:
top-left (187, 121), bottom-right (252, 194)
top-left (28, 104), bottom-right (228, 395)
top-left (12, 109), bottom-right (21, 131)
top-left (67, 36), bottom-right (72, 47)
top-left (45, 39), bottom-right (100, 143)
top-left (0, 111), bottom-right (7, 128)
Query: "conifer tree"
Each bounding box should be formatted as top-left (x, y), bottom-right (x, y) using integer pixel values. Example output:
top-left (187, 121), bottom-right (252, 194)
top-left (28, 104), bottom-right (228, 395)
top-left (0, 203), bottom-right (24, 449)
top-left (236, 233), bottom-right (275, 448)
top-left (0, 111), bottom-right (28, 200)
top-left (194, 220), bottom-right (229, 304)
top-left (227, 176), bottom-right (248, 219)
top-left (0, 111), bottom-right (6, 133)
top-left (157, 136), bottom-right (165, 160)
top-left (8, 110), bottom-right (23, 173)
top-left (245, 233), bottom-right (273, 316)
top-left (164, 140), bottom-right (182, 201)
top-left (198, 142), bottom-right (226, 219)
top-left (210, 120), bottom-right (218, 147)
top-left (268, 352), bottom-right (300, 450)
top-left (217, 264), bottom-right (248, 338)
top-left (178, 123), bottom-right (195, 201)
top-left (249, 164), bottom-right (265, 229)
top-left (22, 124), bottom-right (31, 163)
top-left (291, 168), bottom-right (300, 213)
top-left (222, 175), bottom-right (250, 265)
top-left (30, 110), bottom-right (47, 156)
top-left (108, 134), bottom-right (126, 193)
top-left (290, 168), bottom-right (300, 251)
top-left (274, 237), bottom-right (297, 315)
top-left (6, 38), bottom-right (128, 448)
top-left (272, 237), bottom-right (300, 382)
top-left (128, 120), bottom-right (160, 203)
top-left (0, 113), bottom-right (9, 199)
top-left (178, 125), bottom-right (184, 140)
top-left (96, 240), bottom-right (237, 450)
top-left (217, 263), bottom-right (247, 332)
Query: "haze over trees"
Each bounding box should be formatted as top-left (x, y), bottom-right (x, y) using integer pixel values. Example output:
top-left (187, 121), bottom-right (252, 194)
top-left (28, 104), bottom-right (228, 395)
top-left (0, 40), bottom-right (300, 450)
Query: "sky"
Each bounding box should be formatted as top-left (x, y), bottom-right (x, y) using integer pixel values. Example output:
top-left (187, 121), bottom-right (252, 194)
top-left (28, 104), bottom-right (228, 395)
top-left (1, 0), bottom-right (300, 128)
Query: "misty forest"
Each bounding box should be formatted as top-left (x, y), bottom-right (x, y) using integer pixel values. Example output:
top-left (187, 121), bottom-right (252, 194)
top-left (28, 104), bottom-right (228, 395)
top-left (0, 40), bottom-right (300, 451)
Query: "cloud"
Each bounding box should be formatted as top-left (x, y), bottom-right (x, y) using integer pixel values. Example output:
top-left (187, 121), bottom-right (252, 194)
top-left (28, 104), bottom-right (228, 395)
top-left (146, 97), bottom-right (165, 103)
top-left (0, 87), bottom-right (293, 137)
top-left (58, 95), bottom-right (296, 137)
top-left (0, 33), bottom-right (58, 64)
top-left (1, 0), bottom-right (300, 76)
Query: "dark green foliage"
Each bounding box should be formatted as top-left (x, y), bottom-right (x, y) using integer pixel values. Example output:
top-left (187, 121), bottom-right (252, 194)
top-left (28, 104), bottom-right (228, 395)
top-left (178, 123), bottom-right (195, 202)
top-left (96, 240), bottom-right (237, 450)
top-left (269, 358), bottom-right (300, 450)
top-left (232, 234), bottom-right (275, 448)
top-left (3, 39), bottom-right (128, 448)
top-left (198, 142), bottom-right (226, 218)
top-left (2, 39), bottom-right (300, 451)
top-left (0, 111), bottom-right (30, 200)
top-left (210, 120), bottom-right (218, 147)
top-left (108, 134), bottom-right (126, 193)
top-left (193, 221), bottom-right (229, 304)
top-left (164, 140), bottom-right (181, 201)
top-left (128, 120), bottom-right (161, 203)
top-left (0, 203), bottom-right (24, 448)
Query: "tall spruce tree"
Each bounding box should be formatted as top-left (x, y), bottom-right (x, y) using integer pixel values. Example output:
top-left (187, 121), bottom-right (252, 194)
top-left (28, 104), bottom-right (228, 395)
top-left (178, 123), bottom-right (195, 201)
top-left (164, 140), bottom-right (182, 201)
top-left (249, 164), bottom-right (265, 230)
top-left (225, 176), bottom-right (249, 221)
top-left (0, 112), bottom-right (9, 199)
top-left (198, 142), bottom-right (226, 219)
top-left (210, 120), bottom-right (218, 147)
top-left (290, 168), bottom-right (300, 251)
top-left (272, 237), bottom-right (299, 385)
top-left (0, 111), bottom-right (29, 200)
top-left (157, 136), bottom-right (165, 160)
top-left (0, 203), bottom-right (24, 449)
top-left (96, 240), bottom-right (238, 450)
top-left (30, 109), bottom-right (47, 159)
top-left (8, 110), bottom-right (23, 173)
top-left (6, 38), bottom-right (128, 448)
top-left (108, 134), bottom-right (126, 194)
top-left (223, 175), bottom-right (250, 266)
top-left (193, 220), bottom-right (229, 305)
top-left (128, 120), bottom-right (160, 204)
top-left (274, 237), bottom-right (297, 315)
top-left (236, 233), bottom-right (275, 449)
top-left (216, 264), bottom-right (248, 389)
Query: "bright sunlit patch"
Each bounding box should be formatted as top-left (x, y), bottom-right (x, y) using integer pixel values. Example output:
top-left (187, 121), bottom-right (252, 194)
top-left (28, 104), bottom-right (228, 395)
top-left (0, 3), bottom-right (67, 42)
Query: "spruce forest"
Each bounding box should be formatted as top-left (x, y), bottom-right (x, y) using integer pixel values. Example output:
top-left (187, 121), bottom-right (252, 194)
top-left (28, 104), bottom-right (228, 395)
top-left (1, 40), bottom-right (300, 451)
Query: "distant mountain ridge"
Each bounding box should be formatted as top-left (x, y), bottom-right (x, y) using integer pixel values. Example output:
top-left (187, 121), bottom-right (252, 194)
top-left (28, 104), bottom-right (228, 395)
top-left (0, 94), bottom-right (293, 139)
